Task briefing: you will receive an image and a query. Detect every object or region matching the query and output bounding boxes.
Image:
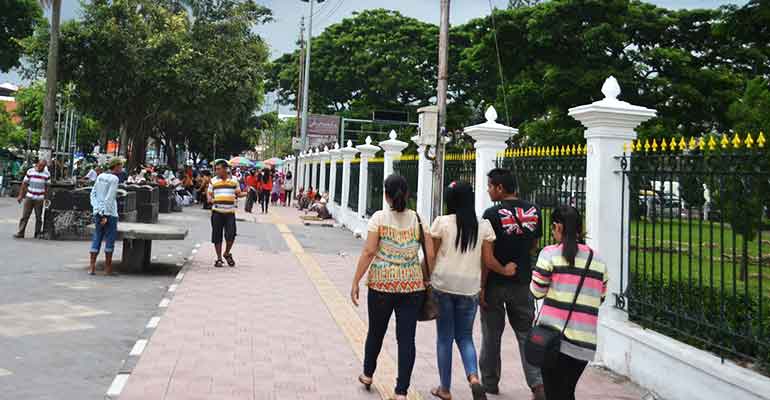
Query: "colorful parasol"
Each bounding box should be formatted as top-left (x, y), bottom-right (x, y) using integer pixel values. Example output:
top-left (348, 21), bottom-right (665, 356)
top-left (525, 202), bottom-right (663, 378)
top-left (262, 157), bottom-right (285, 167)
top-left (228, 157), bottom-right (256, 168)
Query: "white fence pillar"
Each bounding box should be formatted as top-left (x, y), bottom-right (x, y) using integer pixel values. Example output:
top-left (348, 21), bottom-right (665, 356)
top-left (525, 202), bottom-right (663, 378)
top-left (413, 140), bottom-right (433, 220)
top-left (380, 130), bottom-right (408, 206)
top-left (465, 106), bottom-right (517, 218)
top-left (357, 137), bottom-right (381, 218)
top-left (302, 152), bottom-right (310, 191)
top-left (328, 143), bottom-right (340, 205)
top-left (313, 148), bottom-right (321, 191)
top-left (569, 76), bottom-right (656, 308)
top-left (319, 146), bottom-right (329, 194)
top-left (340, 141), bottom-right (359, 212)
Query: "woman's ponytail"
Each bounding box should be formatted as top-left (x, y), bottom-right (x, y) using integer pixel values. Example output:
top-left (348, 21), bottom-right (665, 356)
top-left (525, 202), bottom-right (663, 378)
top-left (552, 205), bottom-right (582, 267)
top-left (384, 174), bottom-right (409, 212)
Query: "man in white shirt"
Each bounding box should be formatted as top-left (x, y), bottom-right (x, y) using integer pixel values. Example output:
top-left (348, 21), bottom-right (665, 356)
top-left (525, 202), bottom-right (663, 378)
top-left (14, 160), bottom-right (50, 239)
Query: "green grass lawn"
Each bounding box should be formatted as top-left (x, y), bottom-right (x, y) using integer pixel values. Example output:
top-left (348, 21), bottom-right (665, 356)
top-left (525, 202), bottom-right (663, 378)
top-left (629, 218), bottom-right (770, 300)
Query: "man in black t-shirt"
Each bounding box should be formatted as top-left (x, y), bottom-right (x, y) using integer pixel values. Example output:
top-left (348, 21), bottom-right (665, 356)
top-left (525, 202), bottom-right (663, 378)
top-left (479, 168), bottom-right (544, 399)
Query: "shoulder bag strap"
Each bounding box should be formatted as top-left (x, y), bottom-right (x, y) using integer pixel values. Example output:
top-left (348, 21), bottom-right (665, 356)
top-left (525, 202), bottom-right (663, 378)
top-left (561, 249), bottom-right (593, 335)
top-left (415, 213), bottom-right (430, 281)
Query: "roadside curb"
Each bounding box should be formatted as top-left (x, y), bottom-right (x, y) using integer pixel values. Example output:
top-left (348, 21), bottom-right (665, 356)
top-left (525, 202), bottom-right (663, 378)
top-left (104, 242), bottom-right (201, 400)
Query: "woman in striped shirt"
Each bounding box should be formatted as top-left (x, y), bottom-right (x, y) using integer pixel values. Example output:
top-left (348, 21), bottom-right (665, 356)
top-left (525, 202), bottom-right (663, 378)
top-left (530, 206), bottom-right (608, 400)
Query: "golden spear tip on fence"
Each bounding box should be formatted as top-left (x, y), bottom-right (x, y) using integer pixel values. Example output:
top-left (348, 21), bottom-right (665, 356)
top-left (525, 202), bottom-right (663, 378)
top-left (688, 137), bottom-right (697, 150)
top-left (698, 137), bottom-right (706, 151)
top-left (732, 132), bottom-right (742, 148)
top-left (758, 132), bottom-right (766, 148)
top-left (661, 138), bottom-right (668, 152)
top-left (635, 140), bottom-right (642, 152)
top-left (720, 134), bottom-right (729, 149)
top-left (708, 136), bottom-right (717, 151)
top-left (651, 138), bottom-right (659, 152)
top-left (679, 137), bottom-right (687, 151)
top-left (644, 139), bottom-right (651, 152)
top-left (745, 133), bottom-right (754, 148)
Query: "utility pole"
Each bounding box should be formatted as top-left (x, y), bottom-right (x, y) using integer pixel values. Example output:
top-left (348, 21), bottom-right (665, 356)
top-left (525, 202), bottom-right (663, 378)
top-left (296, 17), bottom-right (305, 139)
top-left (299, 0), bottom-right (325, 151)
top-left (431, 0), bottom-right (450, 221)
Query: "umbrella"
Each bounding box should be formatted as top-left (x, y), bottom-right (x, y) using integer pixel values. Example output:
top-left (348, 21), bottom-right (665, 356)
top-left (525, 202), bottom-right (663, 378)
top-left (263, 157), bottom-right (285, 167)
top-left (229, 157), bottom-right (255, 168)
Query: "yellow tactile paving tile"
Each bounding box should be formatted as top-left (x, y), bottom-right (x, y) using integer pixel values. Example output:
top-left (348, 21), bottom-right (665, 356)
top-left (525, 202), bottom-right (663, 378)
top-left (278, 222), bottom-right (423, 400)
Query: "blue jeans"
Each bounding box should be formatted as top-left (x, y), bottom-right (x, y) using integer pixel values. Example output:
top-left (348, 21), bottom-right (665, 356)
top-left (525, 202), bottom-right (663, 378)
top-left (435, 289), bottom-right (480, 390)
top-left (90, 215), bottom-right (118, 254)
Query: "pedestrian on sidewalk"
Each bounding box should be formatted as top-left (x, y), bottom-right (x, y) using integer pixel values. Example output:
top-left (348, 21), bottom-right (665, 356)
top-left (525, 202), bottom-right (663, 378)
top-left (88, 158), bottom-right (123, 276)
top-left (207, 160), bottom-right (246, 268)
top-left (428, 181), bottom-right (516, 400)
top-left (259, 168), bottom-right (272, 214)
top-left (480, 168), bottom-right (545, 400)
top-left (244, 169), bottom-right (259, 213)
top-left (14, 159), bottom-right (49, 239)
top-left (531, 206), bottom-right (607, 400)
top-left (350, 174), bottom-right (435, 400)
top-left (283, 171), bottom-right (293, 206)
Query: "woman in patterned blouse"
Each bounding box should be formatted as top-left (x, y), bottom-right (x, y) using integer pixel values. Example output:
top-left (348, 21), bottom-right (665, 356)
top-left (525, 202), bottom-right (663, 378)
top-left (351, 174), bottom-right (435, 400)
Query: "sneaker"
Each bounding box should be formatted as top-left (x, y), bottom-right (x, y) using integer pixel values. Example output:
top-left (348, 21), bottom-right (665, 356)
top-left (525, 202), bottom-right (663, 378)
top-left (531, 385), bottom-right (546, 400)
top-left (12, 233), bottom-right (23, 239)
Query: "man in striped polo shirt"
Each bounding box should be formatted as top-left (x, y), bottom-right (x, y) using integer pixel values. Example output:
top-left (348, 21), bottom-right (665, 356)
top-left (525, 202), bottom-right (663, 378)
top-left (207, 159), bottom-right (245, 268)
top-left (14, 159), bottom-right (49, 239)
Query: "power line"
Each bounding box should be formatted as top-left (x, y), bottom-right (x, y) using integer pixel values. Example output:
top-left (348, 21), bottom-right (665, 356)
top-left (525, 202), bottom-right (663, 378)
top-left (487, 0), bottom-right (512, 131)
top-left (316, 0), bottom-right (345, 26)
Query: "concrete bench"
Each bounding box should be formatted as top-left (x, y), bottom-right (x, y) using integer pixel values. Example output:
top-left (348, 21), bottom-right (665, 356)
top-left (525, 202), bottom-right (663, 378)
top-left (88, 222), bottom-right (188, 272)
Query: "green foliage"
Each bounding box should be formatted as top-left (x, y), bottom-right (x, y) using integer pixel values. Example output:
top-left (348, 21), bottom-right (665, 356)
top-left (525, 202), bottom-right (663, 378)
top-left (629, 276), bottom-right (770, 374)
top-left (0, 0), bottom-right (42, 72)
top-left (14, 81), bottom-right (45, 132)
top-left (267, 9), bottom-right (438, 117)
top-left (728, 78), bottom-right (770, 135)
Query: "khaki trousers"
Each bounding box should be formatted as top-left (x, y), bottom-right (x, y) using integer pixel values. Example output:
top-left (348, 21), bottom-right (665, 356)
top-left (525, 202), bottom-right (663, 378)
top-left (17, 198), bottom-right (44, 237)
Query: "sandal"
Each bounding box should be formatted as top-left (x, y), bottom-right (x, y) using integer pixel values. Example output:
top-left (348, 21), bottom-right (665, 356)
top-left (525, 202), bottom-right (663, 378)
top-left (470, 383), bottom-right (487, 400)
top-left (214, 259), bottom-right (225, 268)
top-left (431, 387), bottom-right (452, 400)
top-left (224, 253), bottom-right (235, 267)
top-left (358, 375), bottom-right (372, 391)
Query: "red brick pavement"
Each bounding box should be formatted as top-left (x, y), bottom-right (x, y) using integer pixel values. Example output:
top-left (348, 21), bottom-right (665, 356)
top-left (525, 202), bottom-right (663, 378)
top-left (119, 244), bottom-right (373, 400)
top-left (119, 205), bottom-right (642, 400)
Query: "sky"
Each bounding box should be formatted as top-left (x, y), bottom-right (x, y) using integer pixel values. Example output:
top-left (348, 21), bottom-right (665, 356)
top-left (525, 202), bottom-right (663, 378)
top-left (0, 0), bottom-right (749, 86)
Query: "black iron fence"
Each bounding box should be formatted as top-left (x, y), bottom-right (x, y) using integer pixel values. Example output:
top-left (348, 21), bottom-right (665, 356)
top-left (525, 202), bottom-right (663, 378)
top-left (618, 135), bottom-right (770, 374)
top-left (367, 160), bottom-right (384, 216)
top-left (334, 161), bottom-right (342, 204)
top-left (324, 162), bottom-right (331, 194)
top-left (498, 146), bottom-right (587, 248)
top-left (349, 161), bottom-right (360, 211)
top-left (393, 155), bottom-right (419, 210)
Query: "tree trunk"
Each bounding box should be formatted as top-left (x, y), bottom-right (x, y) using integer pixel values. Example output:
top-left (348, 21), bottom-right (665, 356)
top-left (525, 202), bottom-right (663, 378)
top-left (39, 0), bottom-right (62, 162)
top-left (165, 137), bottom-right (178, 170)
top-left (119, 123), bottom-right (128, 157)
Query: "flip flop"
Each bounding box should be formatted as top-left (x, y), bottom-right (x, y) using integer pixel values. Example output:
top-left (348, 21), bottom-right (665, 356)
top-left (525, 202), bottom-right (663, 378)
top-left (431, 387), bottom-right (452, 400)
top-left (214, 259), bottom-right (225, 268)
top-left (224, 253), bottom-right (235, 267)
top-left (358, 375), bottom-right (372, 391)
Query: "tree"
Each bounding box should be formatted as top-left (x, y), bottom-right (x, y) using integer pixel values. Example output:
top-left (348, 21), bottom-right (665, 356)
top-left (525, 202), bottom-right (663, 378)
top-left (267, 9), bottom-right (438, 117)
top-left (0, 0), bottom-right (42, 72)
top-left (508, 0), bottom-right (541, 8)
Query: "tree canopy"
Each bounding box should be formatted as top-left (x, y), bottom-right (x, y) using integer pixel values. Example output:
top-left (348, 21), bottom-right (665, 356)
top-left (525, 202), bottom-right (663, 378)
top-left (268, 0), bottom-right (770, 146)
top-left (0, 0), bottom-right (42, 72)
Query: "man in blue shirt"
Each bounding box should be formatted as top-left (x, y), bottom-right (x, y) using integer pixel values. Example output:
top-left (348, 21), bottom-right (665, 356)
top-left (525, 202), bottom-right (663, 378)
top-left (89, 158), bottom-right (123, 276)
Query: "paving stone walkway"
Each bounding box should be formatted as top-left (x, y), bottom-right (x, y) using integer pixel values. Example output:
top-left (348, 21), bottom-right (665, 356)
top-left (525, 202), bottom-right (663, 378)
top-left (118, 206), bottom-right (643, 400)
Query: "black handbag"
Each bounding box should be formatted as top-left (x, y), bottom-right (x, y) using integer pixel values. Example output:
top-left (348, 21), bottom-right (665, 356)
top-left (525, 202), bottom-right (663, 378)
top-left (416, 214), bottom-right (439, 321)
top-left (525, 249), bottom-right (593, 368)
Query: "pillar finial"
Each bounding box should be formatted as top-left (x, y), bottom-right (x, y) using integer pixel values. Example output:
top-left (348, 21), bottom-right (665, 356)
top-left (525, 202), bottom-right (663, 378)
top-left (601, 76), bottom-right (621, 100)
top-left (485, 106), bottom-right (498, 123)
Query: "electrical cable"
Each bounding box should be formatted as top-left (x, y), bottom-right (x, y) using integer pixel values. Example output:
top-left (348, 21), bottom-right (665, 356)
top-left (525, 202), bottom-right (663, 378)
top-left (487, 0), bottom-right (512, 132)
top-left (316, 0), bottom-right (345, 26)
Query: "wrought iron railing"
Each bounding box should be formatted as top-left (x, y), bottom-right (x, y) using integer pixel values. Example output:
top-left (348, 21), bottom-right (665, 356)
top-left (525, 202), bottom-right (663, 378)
top-left (498, 145), bottom-right (587, 248)
top-left (367, 161), bottom-right (384, 216)
top-left (618, 134), bottom-right (770, 374)
top-left (324, 162), bottom-right (331, 194)
top-left (334, 161), bottom-right (342, 204)
top-left (393, 155), bottom-right (419, 210)
top-left (348, 161), bottom-right (360, 211)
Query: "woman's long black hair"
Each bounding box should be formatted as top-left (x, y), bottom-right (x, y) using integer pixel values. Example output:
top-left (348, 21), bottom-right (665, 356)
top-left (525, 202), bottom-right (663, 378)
top-left (261, 168), bottom-right (271, 183)
top-left (445, 181), bottom-right (478, 253)
top-left (384, 174), bottom-right (408, 212)
top-left (551, 205), bottom-right (583, 267)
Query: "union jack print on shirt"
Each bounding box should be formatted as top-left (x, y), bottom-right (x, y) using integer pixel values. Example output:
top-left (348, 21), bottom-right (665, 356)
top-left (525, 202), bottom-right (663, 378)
top-left (498, 207), bottom-right (539, 235)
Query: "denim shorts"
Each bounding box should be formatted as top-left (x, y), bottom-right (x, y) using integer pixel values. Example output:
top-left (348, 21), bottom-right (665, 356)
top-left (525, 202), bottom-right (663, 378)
top-left (90, 215), bottom-right (118, 254)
